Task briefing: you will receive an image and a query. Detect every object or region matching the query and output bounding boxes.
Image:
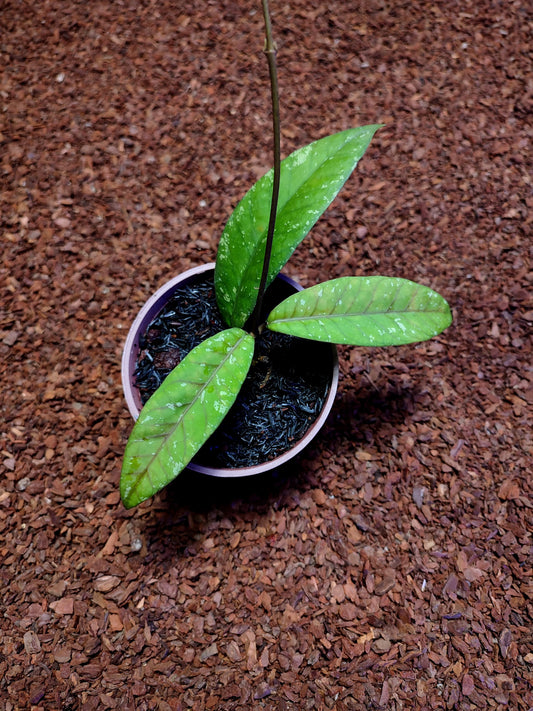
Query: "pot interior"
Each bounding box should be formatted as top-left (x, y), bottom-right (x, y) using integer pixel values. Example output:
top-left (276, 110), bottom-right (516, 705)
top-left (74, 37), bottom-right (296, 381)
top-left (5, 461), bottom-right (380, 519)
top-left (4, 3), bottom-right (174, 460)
top-left (124, 266), bottom-right (338, 476)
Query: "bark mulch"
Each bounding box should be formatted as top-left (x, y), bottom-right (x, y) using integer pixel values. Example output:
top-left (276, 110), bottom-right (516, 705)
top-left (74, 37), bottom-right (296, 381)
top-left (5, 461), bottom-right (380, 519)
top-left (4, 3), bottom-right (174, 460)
top-left (1, 0), bottom-right (531, 709)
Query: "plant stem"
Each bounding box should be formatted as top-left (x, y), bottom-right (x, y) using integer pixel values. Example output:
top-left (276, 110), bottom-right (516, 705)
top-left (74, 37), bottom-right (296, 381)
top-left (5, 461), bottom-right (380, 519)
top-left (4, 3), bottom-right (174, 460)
top-left (250, 0), bottom-right (281, 334)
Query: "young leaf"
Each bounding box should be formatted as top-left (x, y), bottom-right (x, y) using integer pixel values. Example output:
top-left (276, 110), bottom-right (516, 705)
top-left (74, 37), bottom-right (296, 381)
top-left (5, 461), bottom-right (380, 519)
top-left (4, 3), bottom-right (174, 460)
top-left (215, 125), bottom-right (383, 328)
top-left (120, 328), bottom-right (254, 509)
top-left (267, 276), bottom-right (452, 346)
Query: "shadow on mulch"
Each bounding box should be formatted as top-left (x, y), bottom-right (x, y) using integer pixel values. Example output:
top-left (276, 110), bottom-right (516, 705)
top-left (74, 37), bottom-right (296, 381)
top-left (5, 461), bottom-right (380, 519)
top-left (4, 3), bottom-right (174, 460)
top-left (329, 381), bottom-right (424, 441)
top-left (133, 382), bottom-right (418, 560)
top-left (130, 467), bottom-right (295, 567)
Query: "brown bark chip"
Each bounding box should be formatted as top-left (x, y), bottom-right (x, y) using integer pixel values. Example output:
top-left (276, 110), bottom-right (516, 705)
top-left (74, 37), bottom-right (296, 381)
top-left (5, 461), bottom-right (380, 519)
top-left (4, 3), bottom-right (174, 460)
top-left (1, 0), bottom-right (532, 708)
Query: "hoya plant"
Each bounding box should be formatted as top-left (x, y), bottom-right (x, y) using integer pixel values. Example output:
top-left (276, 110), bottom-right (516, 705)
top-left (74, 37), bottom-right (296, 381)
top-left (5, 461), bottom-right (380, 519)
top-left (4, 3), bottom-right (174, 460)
top-left (120, 1), bottom-right (452, 509)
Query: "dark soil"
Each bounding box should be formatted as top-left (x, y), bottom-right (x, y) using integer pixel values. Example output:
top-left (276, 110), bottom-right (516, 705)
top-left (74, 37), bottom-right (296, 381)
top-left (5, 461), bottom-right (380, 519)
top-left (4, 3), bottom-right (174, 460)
top-left (1, 0), bottom-right (532, 709)
top-left (134, 272), bottom-right (332, 468)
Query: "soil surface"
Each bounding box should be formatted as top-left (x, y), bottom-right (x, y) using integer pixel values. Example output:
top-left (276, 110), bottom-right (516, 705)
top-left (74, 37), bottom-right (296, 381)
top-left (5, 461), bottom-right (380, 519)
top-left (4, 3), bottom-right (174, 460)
top-left (1, 0), bottom-right (531, 709)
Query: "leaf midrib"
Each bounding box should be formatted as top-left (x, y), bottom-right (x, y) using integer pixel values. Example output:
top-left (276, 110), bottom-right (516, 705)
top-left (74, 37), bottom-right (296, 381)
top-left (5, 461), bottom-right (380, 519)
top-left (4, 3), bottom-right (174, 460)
top-left (270, 308), bottom-right (444, 325)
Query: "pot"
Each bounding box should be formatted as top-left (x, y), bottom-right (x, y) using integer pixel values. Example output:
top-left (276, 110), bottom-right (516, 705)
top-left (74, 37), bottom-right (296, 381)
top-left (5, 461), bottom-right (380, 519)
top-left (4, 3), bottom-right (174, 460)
top-left (122, 263), bottom-right (339, 477)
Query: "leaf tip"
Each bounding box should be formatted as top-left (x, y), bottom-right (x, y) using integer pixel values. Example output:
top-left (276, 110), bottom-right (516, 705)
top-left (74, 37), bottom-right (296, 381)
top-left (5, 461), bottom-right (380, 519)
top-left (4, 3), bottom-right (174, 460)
top-left (121, 494), bottom-right (137, 510)
top-left (119, 474), bottom-right (138, 509)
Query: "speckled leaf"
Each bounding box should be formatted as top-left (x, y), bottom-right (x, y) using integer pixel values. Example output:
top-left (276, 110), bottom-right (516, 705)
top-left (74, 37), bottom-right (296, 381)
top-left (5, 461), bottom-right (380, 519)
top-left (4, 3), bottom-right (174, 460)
top-left (120, 328), bottom-right (254, 508)
top-left (215, 125), bottom-right (383, 327)
top-left (267, 277), bottom-right (452, 346)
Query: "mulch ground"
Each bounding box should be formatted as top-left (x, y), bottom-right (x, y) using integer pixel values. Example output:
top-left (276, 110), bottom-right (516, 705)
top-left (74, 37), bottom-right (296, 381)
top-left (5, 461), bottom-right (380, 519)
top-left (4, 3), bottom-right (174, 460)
top-left (1, 0), bottom-right (532, 709)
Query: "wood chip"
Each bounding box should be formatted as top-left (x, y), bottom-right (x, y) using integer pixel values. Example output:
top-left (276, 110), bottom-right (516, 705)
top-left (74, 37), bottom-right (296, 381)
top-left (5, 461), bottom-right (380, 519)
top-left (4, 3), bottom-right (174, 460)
top-left (49, 598), bottom-right (74, 615)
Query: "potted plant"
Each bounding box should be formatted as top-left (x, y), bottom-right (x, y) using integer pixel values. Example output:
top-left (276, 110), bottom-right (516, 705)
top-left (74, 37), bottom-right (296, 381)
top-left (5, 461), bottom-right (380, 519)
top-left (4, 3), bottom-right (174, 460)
top-left (120, 0), bottom-right (452, 509)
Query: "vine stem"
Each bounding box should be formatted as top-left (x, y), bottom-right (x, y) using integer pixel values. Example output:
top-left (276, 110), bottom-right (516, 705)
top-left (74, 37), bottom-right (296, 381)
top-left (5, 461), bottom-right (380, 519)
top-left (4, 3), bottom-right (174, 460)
top-left (249, 0), bottom-right (281, 334)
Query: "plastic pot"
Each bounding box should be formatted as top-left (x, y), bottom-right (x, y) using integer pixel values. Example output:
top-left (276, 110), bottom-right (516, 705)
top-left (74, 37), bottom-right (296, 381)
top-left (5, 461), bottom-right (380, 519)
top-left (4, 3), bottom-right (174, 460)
top-left (122, 263), bottom-right (338, 477)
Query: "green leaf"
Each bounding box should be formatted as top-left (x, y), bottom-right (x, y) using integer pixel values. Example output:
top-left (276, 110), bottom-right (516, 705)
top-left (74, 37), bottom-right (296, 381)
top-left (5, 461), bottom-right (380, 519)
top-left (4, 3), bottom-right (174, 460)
top-left (267, 277), bottom-right (452, 346)
top-left (120, 328), bottom-right (254, 508)
top-left (215, 125), bottom-right (383, 327)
